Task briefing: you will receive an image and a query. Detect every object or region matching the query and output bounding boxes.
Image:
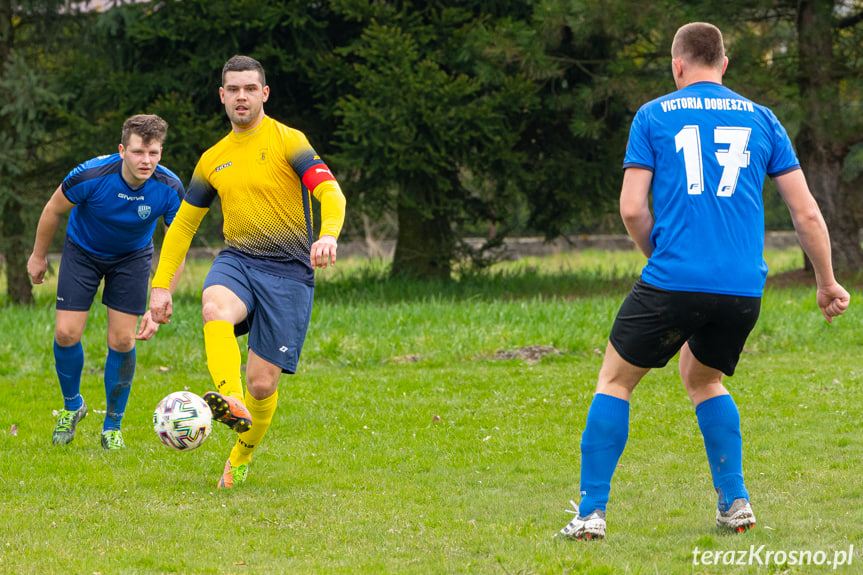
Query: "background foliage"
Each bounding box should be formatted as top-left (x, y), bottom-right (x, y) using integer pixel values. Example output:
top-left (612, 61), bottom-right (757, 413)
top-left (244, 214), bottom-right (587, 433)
top-left (1, 0), bottom-right (861, 299)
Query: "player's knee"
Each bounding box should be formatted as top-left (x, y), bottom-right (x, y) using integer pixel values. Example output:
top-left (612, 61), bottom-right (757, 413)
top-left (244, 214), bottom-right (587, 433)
top-left (107, 333), bottom-right (135, 353)
top-left (202, 301), bottom-right (226, 323)
top-left (246, 378), bottom-right (278, 401)
top-left (54, 328), bottom-right (82, 347)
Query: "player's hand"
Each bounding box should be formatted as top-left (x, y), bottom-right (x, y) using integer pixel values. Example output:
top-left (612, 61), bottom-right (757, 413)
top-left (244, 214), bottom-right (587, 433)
top-left (149, 287), bottom-right (174, 324)
top-left (310, 235), bottom-right (338, 269)
top-left (27, 254), bottom-right (48, 284)
top-left (817, 282), bottom-right (850, 323)
top-left (135, 310), bottom-right (160, 341)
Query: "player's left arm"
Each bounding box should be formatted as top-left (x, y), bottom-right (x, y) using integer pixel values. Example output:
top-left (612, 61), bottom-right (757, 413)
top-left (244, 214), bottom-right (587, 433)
top-left (137, 217), bottom-right (188, 340)
top-left (310, 180), bottom-right (346, 269)
top-left (774, 169), bottom-right (850, 322)
top-left (286, 127), bottom-right (347, 269)
top-left (139, 179), bottom-right (188, 339)
top-left (150, 201), bottom-right (209, 324)
top-left (302, 161), bottom-right (346, 269)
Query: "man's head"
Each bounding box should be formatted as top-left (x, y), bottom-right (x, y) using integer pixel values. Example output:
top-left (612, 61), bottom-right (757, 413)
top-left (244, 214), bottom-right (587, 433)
top-left (222, 55), bottom-right (266, 86)
top-left (670, 22), bottom-right (727, 88)
top-left (119, 114), bottom-right (167, 187)
top-left (220, 55), bottom-right (269, 132)
top-left (121, 114), bottom-right (168, 147)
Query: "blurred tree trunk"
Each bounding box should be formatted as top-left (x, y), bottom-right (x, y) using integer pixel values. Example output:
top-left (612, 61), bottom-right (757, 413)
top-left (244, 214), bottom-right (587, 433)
top-left (1, 200), bottom-right (32, 304)
top-left (796, 0), bottom-right (863, 274)
top-left (0, 0), bottom-right (32, 304)
top-left (392, 190), bottom-right (454, 281)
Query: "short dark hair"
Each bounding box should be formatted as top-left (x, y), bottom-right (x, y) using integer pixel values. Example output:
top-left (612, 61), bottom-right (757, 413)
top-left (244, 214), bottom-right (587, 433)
top-left (671, 22), bottom-right (725, 70)
top-left (222, 55), bottom-right (266, 86)
top-left (121, 114), bottom-right (168, 147)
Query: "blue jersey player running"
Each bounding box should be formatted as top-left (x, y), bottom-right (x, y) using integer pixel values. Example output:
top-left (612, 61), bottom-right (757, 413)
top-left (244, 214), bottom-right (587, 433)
top-left (27, 114), bottom-right (186, 451)
top-left (558, 22), bottom-right (850, 540)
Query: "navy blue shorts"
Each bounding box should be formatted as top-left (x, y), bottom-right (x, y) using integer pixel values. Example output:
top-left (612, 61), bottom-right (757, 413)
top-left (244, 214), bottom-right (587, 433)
top-left (56, 238), bottom-right (153, 315)
top-left (609, 279), bottom-right (761, 376)
top-left (203, 251), bottom-right (314, 374)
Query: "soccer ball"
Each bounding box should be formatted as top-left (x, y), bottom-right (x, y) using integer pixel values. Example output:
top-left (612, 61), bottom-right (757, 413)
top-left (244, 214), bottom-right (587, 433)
top-left (153, 391), bottom-right (212, 451)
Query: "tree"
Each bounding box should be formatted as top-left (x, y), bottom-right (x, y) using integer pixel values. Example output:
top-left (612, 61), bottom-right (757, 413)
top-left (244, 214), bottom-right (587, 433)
top-left (0, 1), bottom-right (81, 305)
top-left (317, 2), bottom-right (546, 279)
top-left (513, 0), bottom-right (670, 239)
top-left (794, 0), bottom-right (863, 273)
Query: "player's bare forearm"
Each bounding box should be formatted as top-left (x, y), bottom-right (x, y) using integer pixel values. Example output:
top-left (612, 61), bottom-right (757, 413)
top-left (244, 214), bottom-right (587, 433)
top-left (29, 188), bottom-right (74, 284)
top-left (622, 214), bottom-right (654, 258)
top-left (774, 172), bottom-right (852, 322)
top-left (775, 170), bottom-right (837, 288)
top-left (28, 211), bottom-right (63, 283)
top-left (619, 168), bottom-right (654, 258)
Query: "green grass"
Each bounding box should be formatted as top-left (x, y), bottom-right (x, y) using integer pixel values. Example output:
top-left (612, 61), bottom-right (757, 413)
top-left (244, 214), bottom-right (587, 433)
top-left (1, 248), bottom-right (861, 574)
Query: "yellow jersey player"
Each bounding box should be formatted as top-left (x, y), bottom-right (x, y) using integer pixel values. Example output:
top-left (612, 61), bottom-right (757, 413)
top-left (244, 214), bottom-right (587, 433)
top-left (149, 55), bottom-right (346, 488)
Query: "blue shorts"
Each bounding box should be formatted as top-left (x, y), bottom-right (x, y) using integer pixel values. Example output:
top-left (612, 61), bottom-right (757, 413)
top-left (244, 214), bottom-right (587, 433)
top-left (203, 251), bottom-right (314, 374)
top-left (56, 238), bottom-right (153, 315)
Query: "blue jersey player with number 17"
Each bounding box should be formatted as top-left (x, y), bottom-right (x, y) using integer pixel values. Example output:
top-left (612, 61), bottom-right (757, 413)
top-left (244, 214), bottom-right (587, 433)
top-left (557, 22), bottom-right (850, 541)
top-left (27, 115), bottom-right (186, 451)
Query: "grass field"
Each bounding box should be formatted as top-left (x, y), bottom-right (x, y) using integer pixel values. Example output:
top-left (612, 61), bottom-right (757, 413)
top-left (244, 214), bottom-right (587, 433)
top-left (1, 249), bottom-right (861, 574)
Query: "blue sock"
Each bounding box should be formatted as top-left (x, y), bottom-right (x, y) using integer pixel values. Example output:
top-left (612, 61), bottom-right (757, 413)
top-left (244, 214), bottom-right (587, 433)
top-left (54, 340), bottom-right (84, 411)
top-left (578, 393), bottom-right (630, 516)
top-left (696, 394), bottom-right (749, 512)
top-left (104, 347), bottom-right (136, 432)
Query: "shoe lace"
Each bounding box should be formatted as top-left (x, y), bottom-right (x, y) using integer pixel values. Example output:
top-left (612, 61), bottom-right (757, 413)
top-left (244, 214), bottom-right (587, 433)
top-left (55, 410), bottom-right (77, 432)
top-left (103, 431), bottom-right (124, 449)
top-left (565, 500), bottom-right (579, 515)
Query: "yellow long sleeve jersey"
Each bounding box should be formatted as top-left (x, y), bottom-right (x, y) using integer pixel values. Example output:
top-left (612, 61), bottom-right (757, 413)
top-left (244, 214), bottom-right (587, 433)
top-left (153, 116), bottom-right (346, 289)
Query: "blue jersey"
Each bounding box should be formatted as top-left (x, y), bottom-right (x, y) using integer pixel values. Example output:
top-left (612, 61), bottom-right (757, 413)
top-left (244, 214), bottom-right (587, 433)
top-left (62, 154), bottom-right (185, 258)
top-left (623, 81), bottom-right (799, 297)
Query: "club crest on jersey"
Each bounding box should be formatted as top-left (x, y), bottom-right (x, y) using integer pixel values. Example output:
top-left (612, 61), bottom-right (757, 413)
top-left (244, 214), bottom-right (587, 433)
top-left (137, 205), bottom-right (152, 220)
top-left (258, 150), bottom-right (267, 164)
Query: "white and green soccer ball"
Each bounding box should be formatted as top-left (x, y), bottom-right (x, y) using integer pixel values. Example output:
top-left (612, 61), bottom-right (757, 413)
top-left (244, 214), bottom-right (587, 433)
top-left (153, 391), bottom-right (213, 451)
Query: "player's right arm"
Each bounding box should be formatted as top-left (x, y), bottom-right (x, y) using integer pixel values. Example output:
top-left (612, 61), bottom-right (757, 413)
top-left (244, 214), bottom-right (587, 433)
top-left (774, 169), bottom-right (850, 322)
top-left (27, 185), bottom-right (75, 284)
top-left (149, 200), bottom-right (209, 324)
top-left (619, 168), bottom-right (655, 258)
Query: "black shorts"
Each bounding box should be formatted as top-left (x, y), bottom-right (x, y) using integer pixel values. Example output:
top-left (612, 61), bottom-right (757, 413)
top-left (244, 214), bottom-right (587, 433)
top-left (609, 279), bottom-right (761, 376)
top-left (56, 238), bottom-right (153, 315)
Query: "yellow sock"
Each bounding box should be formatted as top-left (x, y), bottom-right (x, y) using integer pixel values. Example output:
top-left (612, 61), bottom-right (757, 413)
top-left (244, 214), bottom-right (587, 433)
top-left (230, 390), bottom-right (278, 466)
top-left (203, 320), bottom-right (243, 401)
